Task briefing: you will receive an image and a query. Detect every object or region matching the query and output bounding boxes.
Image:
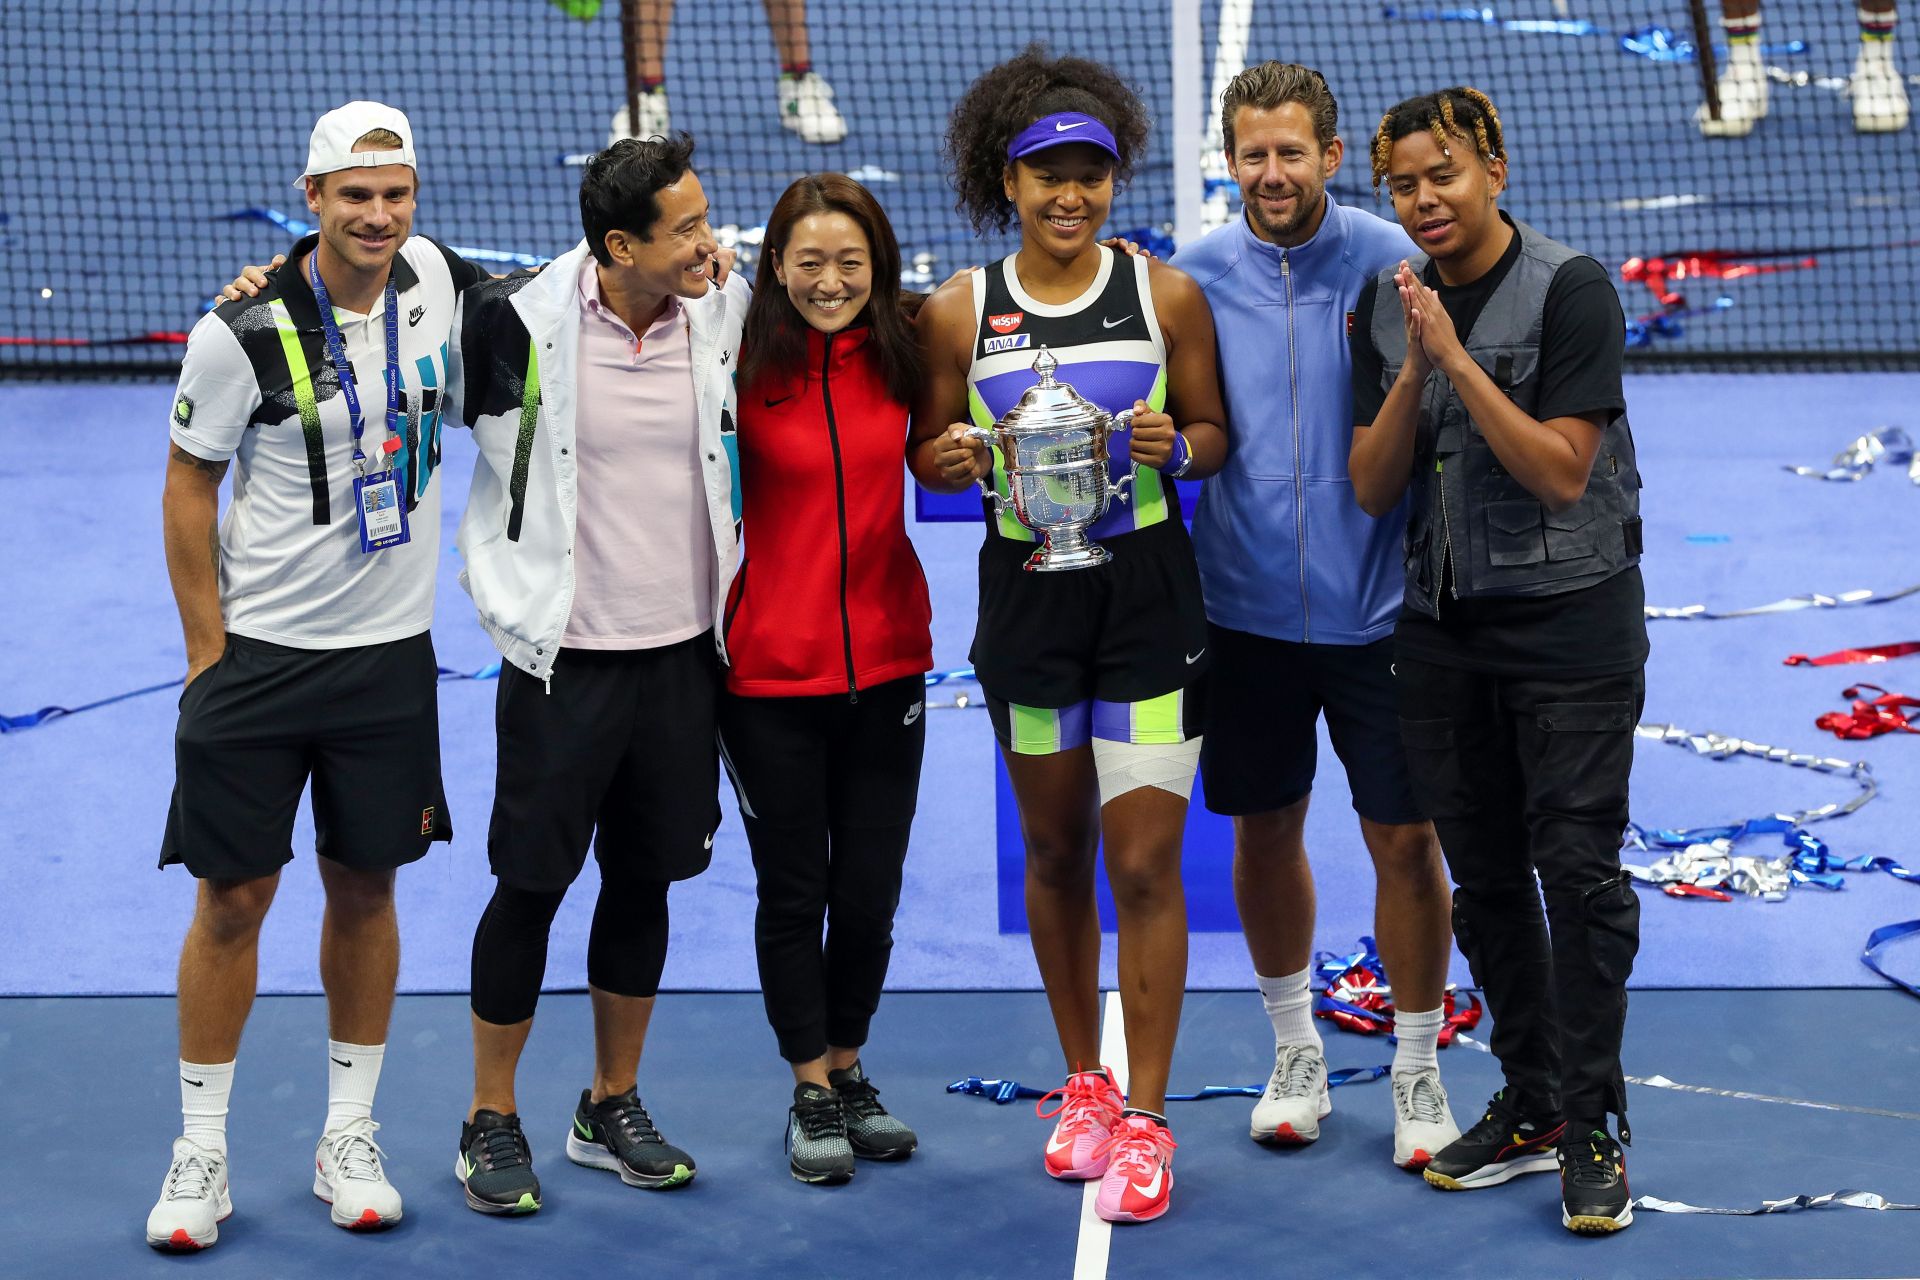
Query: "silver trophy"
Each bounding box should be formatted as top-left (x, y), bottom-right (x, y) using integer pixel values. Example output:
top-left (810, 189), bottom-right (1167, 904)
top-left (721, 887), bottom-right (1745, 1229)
top-left (966, 347), bottom-right (1134, 571)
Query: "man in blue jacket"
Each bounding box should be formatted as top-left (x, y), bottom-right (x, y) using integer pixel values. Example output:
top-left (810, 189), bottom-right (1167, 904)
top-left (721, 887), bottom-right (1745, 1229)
top-left (1171, 62), bottom-right (1460, 1169)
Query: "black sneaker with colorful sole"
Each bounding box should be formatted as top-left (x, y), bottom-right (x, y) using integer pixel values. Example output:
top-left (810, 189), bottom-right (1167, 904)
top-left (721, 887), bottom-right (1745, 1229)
top-left (456, 1110), bottom-right (541, 1215)
top-left (1560, 1127), bottom-right (1633, 1233)
top-left (565, 1087), bottom-right (696, 1189)
top-left (1423, 1089), bottom-right (1566, 1191)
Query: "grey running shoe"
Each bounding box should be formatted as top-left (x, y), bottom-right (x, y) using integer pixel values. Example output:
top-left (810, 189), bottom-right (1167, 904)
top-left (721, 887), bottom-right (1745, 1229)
top-left (788, 1082), bottom-right (855, 1185)
top-left (456, 1110), bottom-right (540, 1216)
top-left (566, 1088), bottom-right (695, 1189)
top-left (830, 1060), bottom-right (918, 1160)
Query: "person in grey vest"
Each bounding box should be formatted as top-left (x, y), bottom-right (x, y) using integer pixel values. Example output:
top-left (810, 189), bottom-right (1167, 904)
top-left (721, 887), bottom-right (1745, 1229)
top-left (1347, 86), bottom-right (1646, 1237)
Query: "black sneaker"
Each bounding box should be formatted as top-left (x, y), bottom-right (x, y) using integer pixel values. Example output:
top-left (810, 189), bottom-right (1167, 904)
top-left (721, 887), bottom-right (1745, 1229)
top-left (1423, 1089), bottom-right (1566, 1191)
top-left (1560, 1128), bottom-right (1633, 1234)
top-left (830, 1060), bottom-right (918, 1160)
top-left (787, 1082), bottom-right (855, 1185)
top-left (456, 1110), bottom-right (541, 1215)
top-left (565, 1088), bottom-right (696, 1189)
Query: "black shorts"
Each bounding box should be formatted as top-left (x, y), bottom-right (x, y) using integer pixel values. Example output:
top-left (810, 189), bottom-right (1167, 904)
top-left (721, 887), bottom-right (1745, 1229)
top-left (487, 633), bottom-right (721, 892)
top-left (1199, 625), bottom-right (1423, 825)
top-left (161, 631), bottom-right (452, 880)
top-left (969, 518), bottom-right (1210, 710)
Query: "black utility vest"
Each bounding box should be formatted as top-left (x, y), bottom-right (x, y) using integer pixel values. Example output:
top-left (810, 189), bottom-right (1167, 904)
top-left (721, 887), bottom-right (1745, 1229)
top-left (1369, 219), bottom-right (1642, 618)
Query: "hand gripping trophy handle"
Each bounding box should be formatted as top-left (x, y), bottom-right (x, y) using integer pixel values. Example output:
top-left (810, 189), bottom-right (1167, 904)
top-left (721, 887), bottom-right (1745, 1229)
top-left (962, 424), bottom-right (1003, 510)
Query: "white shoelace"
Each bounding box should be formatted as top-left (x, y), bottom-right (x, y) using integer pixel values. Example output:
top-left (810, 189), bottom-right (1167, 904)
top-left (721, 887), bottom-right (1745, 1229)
top-left (1395, 1070), bottom-right (1449, 1125)
top-left (1266, 1046), bottom-right (1323, 1101)
top-left (324, 1120), bottom-right (388, 1183)
top-left (164, 1150), bottom-right (221, 1202)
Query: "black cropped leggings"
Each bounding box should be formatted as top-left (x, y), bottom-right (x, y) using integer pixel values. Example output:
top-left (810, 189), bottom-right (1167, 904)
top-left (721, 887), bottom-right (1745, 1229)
top-left (469, 863), bottom-right (671, 1026)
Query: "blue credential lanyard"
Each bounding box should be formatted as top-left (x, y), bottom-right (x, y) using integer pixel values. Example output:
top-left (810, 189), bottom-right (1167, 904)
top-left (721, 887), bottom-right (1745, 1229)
top-left (309, 252), bottom-right (408, 551)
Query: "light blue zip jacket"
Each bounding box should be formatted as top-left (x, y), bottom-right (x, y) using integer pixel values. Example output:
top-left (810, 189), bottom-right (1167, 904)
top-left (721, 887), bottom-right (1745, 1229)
top-left (1172, 195), bottom-right (1409, 644)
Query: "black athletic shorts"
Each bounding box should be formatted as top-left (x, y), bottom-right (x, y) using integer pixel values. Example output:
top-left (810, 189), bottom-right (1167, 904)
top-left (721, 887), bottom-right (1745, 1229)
top-left (969, 517), bottom-right (1210, 711)
top-left (487, 633), bottom-right (721, 892)
top-left (161, 631), bottom-right (452, 880)
top-left (1199, 625), bottom-right (1423, 825)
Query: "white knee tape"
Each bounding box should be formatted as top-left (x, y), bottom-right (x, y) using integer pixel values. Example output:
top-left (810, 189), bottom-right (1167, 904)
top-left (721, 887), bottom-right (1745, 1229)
top-left (1091, 736), bottom-right (1203, 804)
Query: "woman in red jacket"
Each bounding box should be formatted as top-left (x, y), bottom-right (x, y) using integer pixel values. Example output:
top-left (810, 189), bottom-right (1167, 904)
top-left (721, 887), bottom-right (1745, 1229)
top-left (721, 173), bottom-right (934, 1186)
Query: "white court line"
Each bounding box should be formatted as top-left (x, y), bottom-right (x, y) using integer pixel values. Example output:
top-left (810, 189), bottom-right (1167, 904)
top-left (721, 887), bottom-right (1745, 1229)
top-left (1071, 990), bottom-right (1127, 1280)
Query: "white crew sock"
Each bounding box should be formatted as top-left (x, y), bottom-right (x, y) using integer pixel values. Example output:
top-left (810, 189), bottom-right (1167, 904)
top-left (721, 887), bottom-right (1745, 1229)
top-left (325, 1040), bottom-right (386, 1132)
top-left (1255, 966), bottom-right (1321, 1050)
top-left (179, 1059), bottom-right (235, 1156)
top-left (1392, 1006), bottom-right (1445, 1077)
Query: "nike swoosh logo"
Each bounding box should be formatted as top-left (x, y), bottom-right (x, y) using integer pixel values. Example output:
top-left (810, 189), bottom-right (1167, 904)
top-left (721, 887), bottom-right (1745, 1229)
top-left (1130, 1162), bottom-right (1166, 1199)
top-left (408, 306), bottom-right (425, 327)
top-left (574, 1118), bottom-right (594, 1140)
top-left (764, 393), bottom-right (795, 408)
top-left (463, 1155), bottom-right (477, 1177)
top-left (1045, 1132), bottom-right (1077, 1155)
top-left (704, 831), bottom-right (715, 849)
top-left (1102, 315), bottom-right (1133, 329)
top-left (1054, 121), bottom-right (1090, 132)
top-left (1185, 649), bottom-right (1205, 664)
top-left (903, 702), bottom-right (923, 726)
top-left (182, 1077), bottom-right (204, 1087)
top-left (331, 1057), bottom-right (353, 1068)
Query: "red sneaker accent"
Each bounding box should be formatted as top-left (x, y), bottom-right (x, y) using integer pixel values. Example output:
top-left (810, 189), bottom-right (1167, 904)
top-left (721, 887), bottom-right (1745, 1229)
top-left (349, 1208), bottom-right (385, 1230)
top-left (1273, 1123), bottom-right (1309, 1145)
top-left (167, 1229), bottom-right (204, 1251)
top-left (1407, 1148), bottom-right (1433, 1170)
top-left (1036, 1069), bottom-right (1126, 1180)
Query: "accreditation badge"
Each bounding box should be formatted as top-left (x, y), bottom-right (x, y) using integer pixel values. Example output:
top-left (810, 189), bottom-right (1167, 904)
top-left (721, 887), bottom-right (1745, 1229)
top-left (354, 469), bottom-right (410, 553)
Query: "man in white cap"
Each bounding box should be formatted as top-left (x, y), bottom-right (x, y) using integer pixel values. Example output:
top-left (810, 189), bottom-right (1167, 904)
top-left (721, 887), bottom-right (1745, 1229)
top-left (148, 101), bottom-right (489, 1251)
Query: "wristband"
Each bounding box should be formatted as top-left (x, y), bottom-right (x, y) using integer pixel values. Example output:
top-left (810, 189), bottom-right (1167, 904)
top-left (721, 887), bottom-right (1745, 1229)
top-left (1161, 430), bottom-right (1193, 478)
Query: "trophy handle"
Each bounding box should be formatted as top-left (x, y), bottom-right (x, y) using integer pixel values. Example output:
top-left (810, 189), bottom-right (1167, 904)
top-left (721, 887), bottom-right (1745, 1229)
top-left (1109, 409), bottom-right (1137, 505)
top-left (962, 425), bottom-right (1002, 508)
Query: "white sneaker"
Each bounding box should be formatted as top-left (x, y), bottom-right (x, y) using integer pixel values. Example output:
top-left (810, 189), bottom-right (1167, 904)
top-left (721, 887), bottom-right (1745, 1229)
top-left (778, 72), bottom-right (848, 145)
top-left (609, 88), bottom-right (672, 147)
top-left (1250, 1043), bottom-right (1331, 1144)
top-left (1391, 1066), bottom-right (1461, 1171)
top-left (1695, 53), bottom-right (1769, 137)
top-left (1852, 48), bottom-right (1911, 133)
top-left (314, 1118), bottom-right (403, 1231)
top-left (146, 1137), bottom-right (230, 1252)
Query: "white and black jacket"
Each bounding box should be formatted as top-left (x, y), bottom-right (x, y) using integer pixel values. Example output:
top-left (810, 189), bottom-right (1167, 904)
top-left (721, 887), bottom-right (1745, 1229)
top-left (447, 239), bottom-right (746, 683)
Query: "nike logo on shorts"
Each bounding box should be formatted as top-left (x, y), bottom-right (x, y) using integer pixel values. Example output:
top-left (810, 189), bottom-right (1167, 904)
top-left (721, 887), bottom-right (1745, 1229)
top-left (1102, 315), bottom-right (1133, 329)
top-left (1186, 649), bottom-right (1205, 664)
top-left (704, 831), bottom-right (715, 850)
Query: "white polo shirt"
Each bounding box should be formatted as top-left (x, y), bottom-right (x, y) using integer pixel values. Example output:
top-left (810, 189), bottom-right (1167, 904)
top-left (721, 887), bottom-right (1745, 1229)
top-left (169, 233), bottom-right (486, 649)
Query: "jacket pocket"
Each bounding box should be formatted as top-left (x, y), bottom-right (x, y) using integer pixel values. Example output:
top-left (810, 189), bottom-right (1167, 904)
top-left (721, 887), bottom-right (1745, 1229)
top-left (1545, 505), bottom-right (1598, 562)
top-left (1484, 499), bottom-right (1545, 566)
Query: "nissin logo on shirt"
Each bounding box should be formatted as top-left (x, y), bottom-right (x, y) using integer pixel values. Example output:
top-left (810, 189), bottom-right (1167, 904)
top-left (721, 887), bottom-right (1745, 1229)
top-left (984, 333), bottom-right (1032, 354)
top-left (987, 312), bottom-right (1024, 334)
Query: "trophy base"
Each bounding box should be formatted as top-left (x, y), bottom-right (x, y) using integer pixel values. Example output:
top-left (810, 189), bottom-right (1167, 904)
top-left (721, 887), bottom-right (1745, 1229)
top-left (1022, 539), bottom-right (1111, 572)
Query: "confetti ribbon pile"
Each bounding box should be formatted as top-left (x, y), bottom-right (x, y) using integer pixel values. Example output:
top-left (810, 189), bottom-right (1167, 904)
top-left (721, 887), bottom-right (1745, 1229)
top-left (1785, 425), bottom-right (1918, 483)
top-left (1311, 937), bottom-right (1481, 1042)
top-left (1815, 685), bottom-right (1920, 740)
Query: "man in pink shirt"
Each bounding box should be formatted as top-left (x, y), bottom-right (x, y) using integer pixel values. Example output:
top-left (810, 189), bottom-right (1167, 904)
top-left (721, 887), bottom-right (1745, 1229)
top-left (446, 133), bottom-right (748, 1216)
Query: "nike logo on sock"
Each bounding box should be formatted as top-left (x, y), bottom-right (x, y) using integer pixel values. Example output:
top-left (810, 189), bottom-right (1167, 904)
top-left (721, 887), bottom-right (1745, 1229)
top-left (181, 1076), bottom-right (204, 1087)
top-left (331, 1057), bottom-right (354, 1068)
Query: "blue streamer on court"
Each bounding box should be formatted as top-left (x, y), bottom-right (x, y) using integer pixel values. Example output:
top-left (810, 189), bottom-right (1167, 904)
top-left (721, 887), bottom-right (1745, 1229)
top-left (3, 663), bottom-right (979, 736)
top-left (945, 1064), bottom-right (1389, 1105)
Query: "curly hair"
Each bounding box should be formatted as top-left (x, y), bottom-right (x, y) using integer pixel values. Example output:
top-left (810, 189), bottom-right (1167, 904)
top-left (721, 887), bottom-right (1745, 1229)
top-left (943, 43), bottom-right (1151, 235)
top-left (1368, 86), bottom-right (1506, 193)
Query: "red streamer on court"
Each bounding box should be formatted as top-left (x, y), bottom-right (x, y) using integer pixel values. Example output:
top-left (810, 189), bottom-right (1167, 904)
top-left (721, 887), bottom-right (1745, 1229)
top-left (1786, 642), bottom-right (1920, 668)
top-left (1815, 685), bottom-right (1920, 739)
top-left (1621, 251), bottom-right (1820, 310)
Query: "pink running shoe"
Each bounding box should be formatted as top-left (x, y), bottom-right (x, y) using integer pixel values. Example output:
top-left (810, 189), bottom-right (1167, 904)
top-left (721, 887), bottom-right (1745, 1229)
top-left (1093, 1114), bottom-right (1178, 1223)
top-left (1035, 1068), bottom-right (1125, 1180)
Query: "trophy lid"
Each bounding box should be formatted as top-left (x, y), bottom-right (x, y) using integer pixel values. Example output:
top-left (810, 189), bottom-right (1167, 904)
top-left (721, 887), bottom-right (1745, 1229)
top-left (1001, 346), bottom-right (1107, 436)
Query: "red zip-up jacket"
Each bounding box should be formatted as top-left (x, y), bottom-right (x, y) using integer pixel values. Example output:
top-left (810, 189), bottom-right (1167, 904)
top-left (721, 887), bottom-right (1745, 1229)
top-left (723, 323), bottom-right (933, 697)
